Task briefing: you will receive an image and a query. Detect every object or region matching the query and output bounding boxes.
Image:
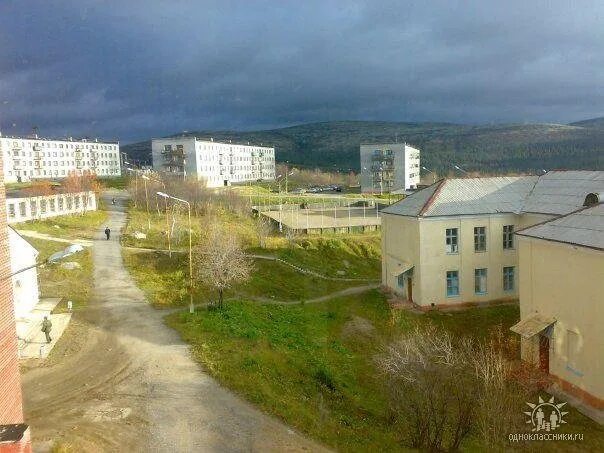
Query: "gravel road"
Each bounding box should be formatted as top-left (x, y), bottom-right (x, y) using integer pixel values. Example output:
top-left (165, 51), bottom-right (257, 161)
top-left (21, 192), bottom-right (327, 453)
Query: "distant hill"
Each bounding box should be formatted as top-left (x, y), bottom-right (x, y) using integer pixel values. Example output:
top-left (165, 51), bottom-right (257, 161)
top-left (122, 120), bottom-right (604, 174)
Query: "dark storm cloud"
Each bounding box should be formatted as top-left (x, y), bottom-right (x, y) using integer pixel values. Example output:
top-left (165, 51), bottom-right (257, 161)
top-left (1, 0), bottom-right (603, 142)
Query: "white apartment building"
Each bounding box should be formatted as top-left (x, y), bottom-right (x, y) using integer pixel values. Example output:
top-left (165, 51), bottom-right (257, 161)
top-left (0, 134), bottom-right (121, 183)
top-left (360, 143), bottom-right (420, 193)
top-left (151, 137), bottom-right (275, 188)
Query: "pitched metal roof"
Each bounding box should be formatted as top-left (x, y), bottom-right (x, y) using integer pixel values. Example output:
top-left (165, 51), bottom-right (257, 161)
top-left (383, 171), bottom-right (604, 218)
top-left (383, 176), bottom-right (538, 217)
top-left (521, 170), bottom-right (604, 215)
top-left (517, 203), bottom-right (604, 250)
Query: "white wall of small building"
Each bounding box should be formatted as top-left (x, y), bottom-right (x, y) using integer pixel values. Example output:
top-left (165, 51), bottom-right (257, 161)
top-left (8, 228), bottom-right (39, 320)
top-left (6, 191), bottom-right (97, 224)
top-left (0, 136), bottom-right (121, 183)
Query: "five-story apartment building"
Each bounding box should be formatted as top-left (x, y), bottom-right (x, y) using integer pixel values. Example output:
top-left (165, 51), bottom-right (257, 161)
top-left (0, 134), bottom-right (121, 183)
top-left (151, 137), bottom-right (275, 187)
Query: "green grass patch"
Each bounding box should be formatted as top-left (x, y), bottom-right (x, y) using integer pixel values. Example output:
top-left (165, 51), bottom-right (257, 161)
top-left (15, 210), bottom-right (108, 240)
top-left (123, 250), bottom-right (361, 307)
top-left (99, 176), bottom-right (128, 189)
top-left (26, 237), bottom-right (93, 313)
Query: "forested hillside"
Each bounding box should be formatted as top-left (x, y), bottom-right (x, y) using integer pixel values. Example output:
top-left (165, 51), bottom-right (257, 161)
top-left (123, 120), bottom-right (604, 175)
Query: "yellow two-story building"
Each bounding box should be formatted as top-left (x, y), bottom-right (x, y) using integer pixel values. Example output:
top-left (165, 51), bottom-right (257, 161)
top-left (382, 171), bottom-right (604, 308)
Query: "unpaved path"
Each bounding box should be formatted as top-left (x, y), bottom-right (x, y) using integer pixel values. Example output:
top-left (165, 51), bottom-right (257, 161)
top-left (21, 191), bottom-right (328, 452)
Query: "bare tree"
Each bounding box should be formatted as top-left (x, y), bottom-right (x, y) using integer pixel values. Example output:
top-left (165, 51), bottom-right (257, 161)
top-left (193, 224), bottom-right (253, 308)
top-left (255, 215), bottom-right (273, 248)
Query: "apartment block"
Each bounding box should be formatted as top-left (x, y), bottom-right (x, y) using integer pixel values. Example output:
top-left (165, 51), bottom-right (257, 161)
top-left (5, 190), bottom-right (97, 224)
top-left (0, 134), bottom-right (121, 183)
top-left (151, 137), bottom-right (275, 188)
top-left (359, 143), bottom-right (420, 193)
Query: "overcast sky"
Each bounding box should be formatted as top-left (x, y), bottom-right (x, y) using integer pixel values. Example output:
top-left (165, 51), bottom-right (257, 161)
top-left (1, 0), bottom-right (603, 143)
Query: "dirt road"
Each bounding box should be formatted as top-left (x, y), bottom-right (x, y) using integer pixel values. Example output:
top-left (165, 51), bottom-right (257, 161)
top-left (21, 192), bottom-right (327, 452)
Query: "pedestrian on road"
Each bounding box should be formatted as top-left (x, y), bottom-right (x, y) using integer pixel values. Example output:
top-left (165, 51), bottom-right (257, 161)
top-left (41, 316), bottom-right (52, 344)
top-left (105, 226), bottom-right (111, 240)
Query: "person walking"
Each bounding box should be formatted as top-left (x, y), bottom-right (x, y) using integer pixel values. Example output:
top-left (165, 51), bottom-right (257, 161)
top-left (105, 226), bottom-right (111, 240)
top-left (41, 316), bottom-right (52, 344)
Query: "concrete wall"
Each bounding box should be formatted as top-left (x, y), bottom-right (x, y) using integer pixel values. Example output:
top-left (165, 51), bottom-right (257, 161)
top-left (518, 237), bottom-right (604, 408)
top-left (8, 230), bottom-right (39, 321)
top-left (381, 214), bottom-right (421, 299)
top-left (417, 214), bottom-right (520, 307)
top-left (6, 191), bottom-right (97, 224)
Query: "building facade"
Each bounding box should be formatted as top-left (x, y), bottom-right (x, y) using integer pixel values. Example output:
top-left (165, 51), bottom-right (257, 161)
top-left (512, 200), bottom-right (603, 411)
top-left (8, 228), bottom-right (39, 322)
top-left (0, 134), bottom-right (121, 183)
top-left (360, 143), bottom-right (420, 193)
top-left (151, 137), bottom-right (275, 188)
top-left (5, 191), bottom-right (97, 224)
top-left (0, 152), bottom-right (32, 451)
top-left (381, 171), bottom-right (604, 308)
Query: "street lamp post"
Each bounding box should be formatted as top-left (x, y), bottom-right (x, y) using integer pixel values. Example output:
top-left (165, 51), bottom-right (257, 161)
top-left (141, 175), bottom-right (151, 230)
top-left (452, 164), bottom-right (469, 176)
top-left (422, 166), bottom-right (437, 184)
top-left (157, 192), bottom-right (194, 314)
top-left (126, 168), bottom-right (139, 208)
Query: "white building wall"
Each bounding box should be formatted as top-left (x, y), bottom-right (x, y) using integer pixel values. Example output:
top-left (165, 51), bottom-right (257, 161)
top-left (0, 135), bottom-right (121, 183)
top-left (6, 191), bottom-right (97, 224)
top-left (152, 137), bottom-right (276, 188)
top-left (8, 228), bottom-right (39, 320)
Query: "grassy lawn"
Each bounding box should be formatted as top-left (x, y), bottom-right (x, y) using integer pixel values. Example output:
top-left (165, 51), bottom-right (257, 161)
top-left (15, 210), bottom-right (108, 240)
top-left (123, 250), bottom-right (363, 307)
top-left (165, 294), bottom-right (603, 452)
top-left (26, 237), bottom-right (94, 313)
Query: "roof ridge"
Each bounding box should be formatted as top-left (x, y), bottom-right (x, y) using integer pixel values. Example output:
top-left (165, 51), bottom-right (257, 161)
top-left (419, 179), bottom-right (446, 216)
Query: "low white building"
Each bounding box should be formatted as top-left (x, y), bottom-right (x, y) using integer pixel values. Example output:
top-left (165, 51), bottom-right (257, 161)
top-left (0, 133), bottom-right (121, 183)
top-left (8, 227), bottom-right (39, 320)
top-left (151, 137), bottom-right (276, 187)
top-left (360, 143), bottom-right (420, 193)
top-left (6, 190), bottom-right (97, 224)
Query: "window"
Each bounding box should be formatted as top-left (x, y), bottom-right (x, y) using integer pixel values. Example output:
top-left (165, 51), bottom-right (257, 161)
top-left (474, 226), bottom-right (486, 252)
top-left (445, 228), bottom-right (458, 253)
top-left (40, 199), bottom-right (47, 214)
top-left (474, 268), bottom-right (487, 294)
top-left (19, 202), bottom-right (26, 217)
top-left (503, 225), bottom-right (514, 249)
top-left (446, 271), bottom-right (459, 297)
top-left (49, 199), bottom-right (56, 212)
top-left (30, 200), bottom-right (37, 217)
top-left (58, 197), bottom-right (64, 211)
top-left (503, 266), bottom-right (515, 291)
top-left (66, 196), bottom-right (73, 210)
top-left (8, 204), bottom-right (15, 218)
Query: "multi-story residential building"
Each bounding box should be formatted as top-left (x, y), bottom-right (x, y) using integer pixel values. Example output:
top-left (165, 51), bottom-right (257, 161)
top-left (0, 153), bottom-right (32, 450)
top-left (151, 137), bottom-right (275, 188)
top-left (512, 198), bottom-right (603, 412)
top-left (380, 171), bottom-right (604, 308)
top-left (359, 143), bottom-right (420, 193)
top-left (0, 133), bottom-right (121, 183)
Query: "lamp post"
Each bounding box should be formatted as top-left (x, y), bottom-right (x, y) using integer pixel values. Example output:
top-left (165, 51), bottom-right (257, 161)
top-left (452, 164), bottom-right (469, 175)
top-left (126, 168), bottom-right (138, 207)
top-left (157, 192), bottom-right (193, 314)
top-left (2, 244), bottom-right (84, 280)
top-left (422, 166), bottom-right (437, 184)
top-left (141, 175), bottom-right (151, 230)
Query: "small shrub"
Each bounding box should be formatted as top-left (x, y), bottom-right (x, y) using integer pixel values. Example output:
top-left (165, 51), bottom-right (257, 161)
top-left (314, 365), bottom-right (337, 391)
